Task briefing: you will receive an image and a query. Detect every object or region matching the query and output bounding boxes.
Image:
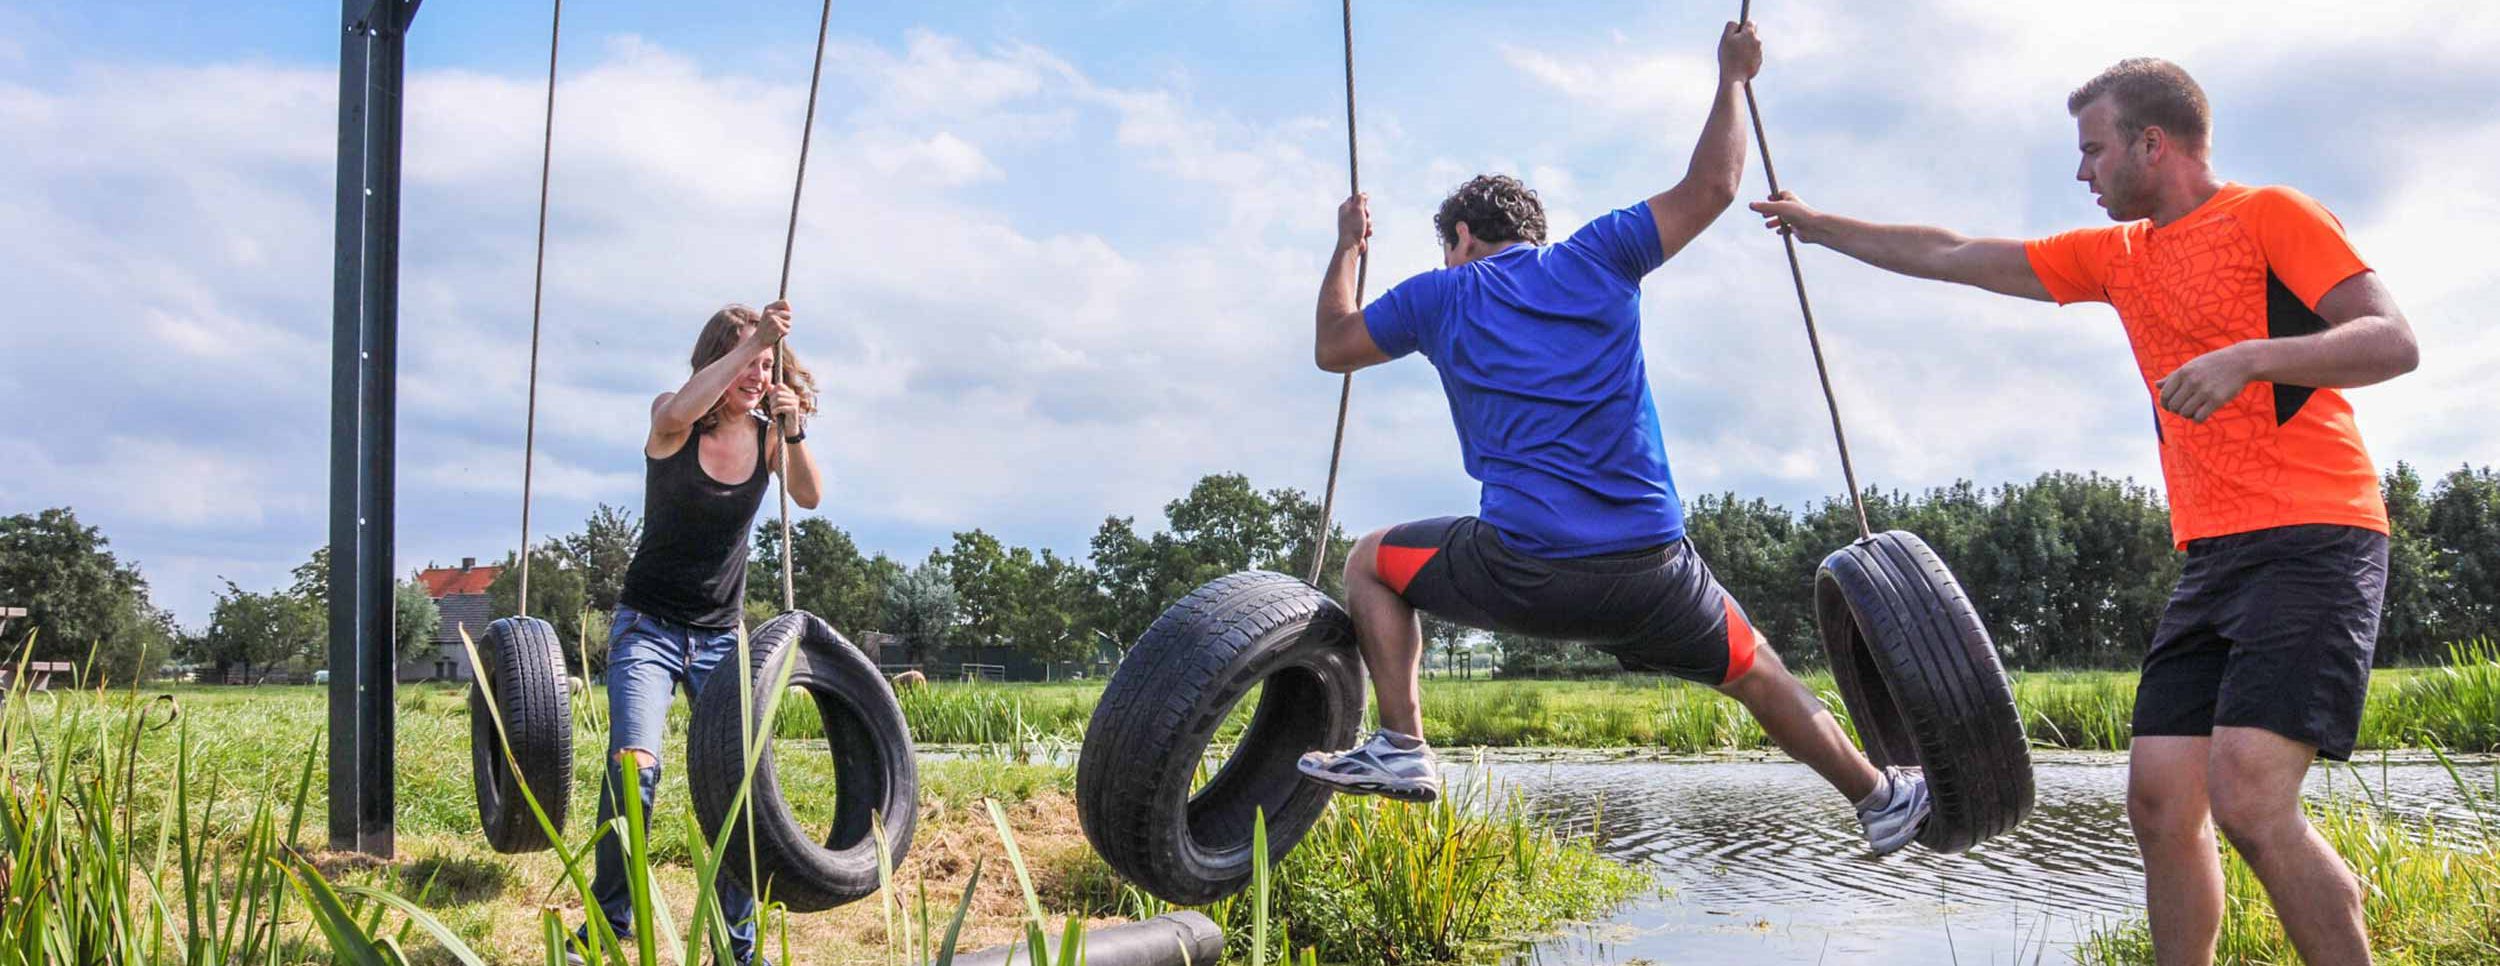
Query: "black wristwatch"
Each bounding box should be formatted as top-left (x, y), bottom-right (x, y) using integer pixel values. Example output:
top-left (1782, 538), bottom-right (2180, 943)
top-left (783, 428), bottom-right (807, 445)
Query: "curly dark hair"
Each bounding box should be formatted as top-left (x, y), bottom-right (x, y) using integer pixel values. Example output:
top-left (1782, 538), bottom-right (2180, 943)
top-left (1434, 174), bottom-right (1547, 249)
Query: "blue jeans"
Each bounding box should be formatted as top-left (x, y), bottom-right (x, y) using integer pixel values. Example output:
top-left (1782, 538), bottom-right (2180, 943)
top-left (584, 605), bottom-right (758, 963)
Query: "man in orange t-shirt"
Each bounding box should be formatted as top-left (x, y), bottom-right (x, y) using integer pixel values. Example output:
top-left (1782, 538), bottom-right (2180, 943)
top-left (1751, 59), bottom-right (2417, 965)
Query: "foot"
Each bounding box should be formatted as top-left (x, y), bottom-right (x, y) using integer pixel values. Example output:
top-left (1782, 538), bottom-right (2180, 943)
top-left (1297, 729), bottom-right (1442, 802)
top-left (1856, 766), bottom-right (1931, 856)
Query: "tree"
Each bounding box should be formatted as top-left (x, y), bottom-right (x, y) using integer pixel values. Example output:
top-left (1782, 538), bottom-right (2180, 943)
top-left (198, 580), bottom-right (318, 681)
top-left (564, 504), bottom-right (641, 614)
top-left (2428, 465), bottom-right (2500, 645)
top-left (0, 507), bottom-right (172, 682)
top-left (883, 557), bottom-right (958, 665)
top-left (2379, 463), bottom-right (2441, 664)
top-left (484, 546), bottom-right (590, 652)
top-left (752, 518), bottom-right (896, 637)
top-left (394, 577), bottom-right (441, 665)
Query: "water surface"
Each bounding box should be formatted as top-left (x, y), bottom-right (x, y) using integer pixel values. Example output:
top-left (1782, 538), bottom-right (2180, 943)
top-left (1468, 753), bottom-right (2493, 965)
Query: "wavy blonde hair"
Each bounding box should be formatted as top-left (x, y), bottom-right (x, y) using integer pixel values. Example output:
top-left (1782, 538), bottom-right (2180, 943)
top-left (688, 303), bottom-right (819, 437)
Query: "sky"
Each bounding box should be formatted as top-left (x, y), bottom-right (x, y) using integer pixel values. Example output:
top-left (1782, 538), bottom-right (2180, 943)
top-left (3, 1), bottom-right (2495, 628)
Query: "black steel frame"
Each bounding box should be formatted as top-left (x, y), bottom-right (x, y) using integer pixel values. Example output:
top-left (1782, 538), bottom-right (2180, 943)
top-left (329, 0), bottom-right (422, 856)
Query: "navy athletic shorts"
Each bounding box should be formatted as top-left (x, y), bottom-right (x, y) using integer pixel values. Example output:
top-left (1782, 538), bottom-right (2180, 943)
top-left (2131, 523), bottom-right (2389, 760)
top-left (1371, 516), bottom-right (1759, 686)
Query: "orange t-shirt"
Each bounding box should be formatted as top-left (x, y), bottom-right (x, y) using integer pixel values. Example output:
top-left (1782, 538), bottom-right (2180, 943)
top-left (2025, 183), bottom-right (2387, 548)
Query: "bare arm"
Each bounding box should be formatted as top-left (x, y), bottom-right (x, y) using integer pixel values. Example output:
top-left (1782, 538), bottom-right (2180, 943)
top-left (1750, 194), bottom-right (2053, 301)
top-left (649, 301), bottom-right (792, 453)
top-left (1647, 22), bottom-right (1757, 261)
top-left (1315, 193), bottom-right (1390, 374)
top-left (765, 389), bottom-right (824, 510)
top-left (2155, 271), bottom-right (2418, 421)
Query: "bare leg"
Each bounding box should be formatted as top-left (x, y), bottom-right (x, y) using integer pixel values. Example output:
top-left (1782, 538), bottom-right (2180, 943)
top-left (1718, 645), bottom-right (1880, 803)
top-left (2207, 726), bottom-right (2370, 966)
top-left (2130, 735), bottom-right (2224, 966)
top-left (1343, 529), bottom-right (1426, 737)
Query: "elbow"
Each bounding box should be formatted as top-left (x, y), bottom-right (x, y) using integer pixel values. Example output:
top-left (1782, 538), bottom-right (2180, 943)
top-left (1696, 179), bottom-right (1739, 214)
top-left (1315, 349), bottom-right (1356, 374)
top-left (2392, 330), bottom-right (2421, 377)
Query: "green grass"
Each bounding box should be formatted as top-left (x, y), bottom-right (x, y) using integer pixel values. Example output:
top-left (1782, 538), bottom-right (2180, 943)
top-left (1, 662), bottom-right (1637, 963)
top-left (837, 643), bottom-right (2500, 754)
top-left (2077, 755), bottom-right (2500, 965)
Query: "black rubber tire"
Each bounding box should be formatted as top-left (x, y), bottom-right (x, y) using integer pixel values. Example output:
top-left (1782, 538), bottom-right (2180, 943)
top-left (1815, 530), bottom-right (2034, 853)
top-left (688, 610), bottom-right (918, 912)
top-left (1076, 570), bottom-right (1366, 906)
top-left (470, 615), bottom-right (574, 854)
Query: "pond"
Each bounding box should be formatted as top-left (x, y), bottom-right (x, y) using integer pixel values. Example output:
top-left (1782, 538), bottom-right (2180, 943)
top-left (1469, 752), bottom-right (2495, 965)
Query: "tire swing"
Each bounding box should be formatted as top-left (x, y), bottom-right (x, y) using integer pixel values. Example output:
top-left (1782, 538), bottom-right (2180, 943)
top-left (683, 0), bottom-right (918, 911)
top-left (471, 0), bottom-right (573, 855)
top-left (688, 611), bottom-right (917, 911)
top-left (1076, 0), bottom-right (1372, 907)
top-left (1740, 0), bottom-right (2031, 852)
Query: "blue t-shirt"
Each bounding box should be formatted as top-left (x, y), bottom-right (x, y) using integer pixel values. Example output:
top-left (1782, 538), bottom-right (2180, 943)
top-left (1363, 201), bottom-right (1681, 557)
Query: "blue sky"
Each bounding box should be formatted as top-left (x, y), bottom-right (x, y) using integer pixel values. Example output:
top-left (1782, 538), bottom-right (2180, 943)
top-left (4, 1), bottom-right (2496, 627)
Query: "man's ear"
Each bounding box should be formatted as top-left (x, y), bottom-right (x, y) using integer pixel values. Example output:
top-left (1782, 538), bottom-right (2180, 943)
top-left (1454, 221), bottom-right (1476, 254)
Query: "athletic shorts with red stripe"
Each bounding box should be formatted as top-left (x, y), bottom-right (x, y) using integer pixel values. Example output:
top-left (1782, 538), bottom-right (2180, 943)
top-left (1372, 516), bottom-right (1759, 686)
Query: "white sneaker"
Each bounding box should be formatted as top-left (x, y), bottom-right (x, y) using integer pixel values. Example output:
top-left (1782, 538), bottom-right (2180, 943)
top-left (1297, 730), bottom-right (1443, 803)
top-left (1857, 766), bottom-right (1931, 856)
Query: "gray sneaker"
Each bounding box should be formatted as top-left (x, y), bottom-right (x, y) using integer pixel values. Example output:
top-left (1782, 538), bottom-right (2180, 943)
top-left (1857, 766), bottom-right (1931, 856)
top-left (1297, 730), bottom-right (1443, 802)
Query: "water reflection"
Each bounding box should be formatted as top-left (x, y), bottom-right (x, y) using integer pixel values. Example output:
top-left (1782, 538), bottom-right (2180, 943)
top-left (1469, 754), bottom-right (2493, 965)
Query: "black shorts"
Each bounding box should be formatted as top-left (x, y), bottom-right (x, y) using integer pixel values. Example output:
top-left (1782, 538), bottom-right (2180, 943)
top-left (2132, 524), bottom-right (2388, 760)
top-left (1372, 516), bottom-right (1758, 686)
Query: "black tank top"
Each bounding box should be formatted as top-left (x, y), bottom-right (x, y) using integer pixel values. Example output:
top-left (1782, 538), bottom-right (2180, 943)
top-left (617, 414), bottom-right (772, 629)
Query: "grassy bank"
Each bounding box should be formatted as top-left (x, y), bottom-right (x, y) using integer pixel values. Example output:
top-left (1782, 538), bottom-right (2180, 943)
top-left (847, 641), bottom-right (2500, 754)
top-left (0, 676), bottom-right (1636, 964)
top-left (2077, 760), bottom-right (2500, 964)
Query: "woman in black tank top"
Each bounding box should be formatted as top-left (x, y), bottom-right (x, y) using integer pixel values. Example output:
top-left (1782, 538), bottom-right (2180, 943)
top-left (575, 301), bottom-right (820, 965)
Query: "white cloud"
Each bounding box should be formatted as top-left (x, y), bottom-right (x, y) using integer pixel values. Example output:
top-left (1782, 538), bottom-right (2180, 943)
top-left (7, 2), bottom-right (2496, 627)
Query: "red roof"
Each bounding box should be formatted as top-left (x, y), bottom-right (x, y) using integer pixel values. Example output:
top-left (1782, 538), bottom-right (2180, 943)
top-left (418, 564), bottom-right (503, 598)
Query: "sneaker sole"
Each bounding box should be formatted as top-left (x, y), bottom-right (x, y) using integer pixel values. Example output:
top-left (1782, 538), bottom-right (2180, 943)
top-left (1296, 762), bottom-right (1440, 803)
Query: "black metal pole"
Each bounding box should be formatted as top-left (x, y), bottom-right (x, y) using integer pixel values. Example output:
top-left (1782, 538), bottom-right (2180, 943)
top-left (329, 0), bottom-right (418, 857)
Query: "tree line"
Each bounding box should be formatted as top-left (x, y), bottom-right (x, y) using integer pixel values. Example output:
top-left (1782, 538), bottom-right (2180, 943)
top-left (5, 462), bottom-right (2493, 681)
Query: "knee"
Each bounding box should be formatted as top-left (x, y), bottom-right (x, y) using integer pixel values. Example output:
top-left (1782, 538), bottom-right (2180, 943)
top-left (614, 747), bottom-right (658, 772)
top-left (2126, 782), bottom-right (2209, 845)
top-left (2208, 784), bottom-right (2306, 855)
top-left (1342, 529), bottom-right (1390, 589)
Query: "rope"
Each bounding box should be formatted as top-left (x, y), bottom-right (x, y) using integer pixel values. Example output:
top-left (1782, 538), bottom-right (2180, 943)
top-left (1737, 0), bottom-right (1872, 539)
top-left (517, 0), bottom-right (562, 614)
top-left (770, 0), bottom-right (836, 614)
top-left (1305, 0), bottom-right (1365, 585)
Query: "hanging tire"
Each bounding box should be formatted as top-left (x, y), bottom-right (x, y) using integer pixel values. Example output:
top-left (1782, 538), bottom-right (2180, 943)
top-left (470, 615), bottom-right (574, 854)
top-left (1815, 530), bottom-right (2033, 853)
top-left (688, 610), bottom-right (918, 912)
top-left (1077, 570), bottom-right (1366, 906)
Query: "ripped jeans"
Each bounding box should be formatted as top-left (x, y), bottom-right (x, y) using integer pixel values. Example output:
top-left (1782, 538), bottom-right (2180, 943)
top-left (584, 604), bottom-right (757, 962)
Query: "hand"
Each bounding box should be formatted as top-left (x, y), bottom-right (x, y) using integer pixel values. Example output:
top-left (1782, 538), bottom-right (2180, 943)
top-left (1748, 190), bottom-right (1826, 243)
top-left (1719, 20), bottom-right (1763, 83)
top-left (1336, 192), bottom-right (1372, 254)
top-left (2156, 343), bottom-right (2259, 423)
top-left (752, 300), bottom-right (793, 347)
top-left (766, 384), bottom-right (809, 431)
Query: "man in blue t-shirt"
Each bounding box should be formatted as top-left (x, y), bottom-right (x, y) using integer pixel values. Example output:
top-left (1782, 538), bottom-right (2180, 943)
top-left (1300, 21), bottom-right (1930, 854)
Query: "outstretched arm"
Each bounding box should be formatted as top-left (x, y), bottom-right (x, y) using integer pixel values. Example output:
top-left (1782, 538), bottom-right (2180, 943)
top-left (1315, 192), bottom-right (1390, 373)
top-left (1750, 193), bottom-right (2053, 301)
top-left (1647, 21), bottom-right (1759, 262)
